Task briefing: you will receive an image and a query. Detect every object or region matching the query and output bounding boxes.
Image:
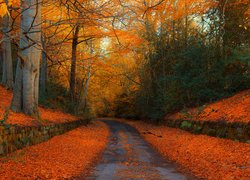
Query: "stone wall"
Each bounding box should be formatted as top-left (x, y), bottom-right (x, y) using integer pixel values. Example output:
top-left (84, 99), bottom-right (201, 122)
top-left (165, 119), bottom-right (250, 142)
top-left (0, 120), bottom-right (86, 156)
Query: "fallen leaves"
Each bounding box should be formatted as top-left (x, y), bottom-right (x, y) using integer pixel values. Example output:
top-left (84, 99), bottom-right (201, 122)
top-left (0, 121), bottom-right (109, 179)
top-left (0, 85), bottom-right (79, 126)
top-left (124, 120), bottom-right (250, 179)
top-left (166, 90), bottom-right (250, 123)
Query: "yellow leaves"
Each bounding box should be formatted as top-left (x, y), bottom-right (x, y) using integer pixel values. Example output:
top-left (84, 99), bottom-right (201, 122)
top-left (0, 0), bottom-right (19, 17)
top-left (0, 1), bottom-right (8, 17)
top-left (239, 25), bottom-right (248, 30)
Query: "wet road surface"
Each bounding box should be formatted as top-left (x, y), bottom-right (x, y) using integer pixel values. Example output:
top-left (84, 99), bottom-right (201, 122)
top-left (87, 120), bottom-right (193, 180)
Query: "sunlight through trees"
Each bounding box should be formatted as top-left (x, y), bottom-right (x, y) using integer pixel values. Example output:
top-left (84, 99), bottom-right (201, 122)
top-left (0, 0), bottom-right (249, 119)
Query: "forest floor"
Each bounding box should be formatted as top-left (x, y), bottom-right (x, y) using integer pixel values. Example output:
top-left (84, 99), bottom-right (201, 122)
top-left (166, 89), bottom-right (250, 123)
top-left (0, 121), bottom-right (109, 179)
top-left (0, 86), bottom-right (249, 179)
top-left (0, 85), bottom-right (78, 126)
top-left (0, 86), bottom-right (111, 179)
top-left (120, 119), bottom-right (250, 179)
top-left (2, 118), bottom-right (248, 179)
top-left (111, 90), bottom-right (250, 179)
top-left (88, 120), bottom-right (192, 180)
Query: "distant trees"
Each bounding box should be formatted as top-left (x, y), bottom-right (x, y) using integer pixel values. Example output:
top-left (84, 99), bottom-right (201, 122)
top-left (223, 0), bottom-right (249, 47)
top-left (0, 0), bottom-right (248, 119)
top-left (112, 0), bottom-right (250, 121)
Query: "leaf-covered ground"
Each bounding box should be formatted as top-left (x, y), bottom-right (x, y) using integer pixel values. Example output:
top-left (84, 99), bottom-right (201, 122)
top-left (122, 120), bottom-right (250, 179)
top-left (166, 90), bottom-right (250, 123)
top-left (0, 85), bottom-right (78, 126)
top-left (0, 121), bottom-right (109, 179)
top-left (90, 120), bottom-right (190, 179)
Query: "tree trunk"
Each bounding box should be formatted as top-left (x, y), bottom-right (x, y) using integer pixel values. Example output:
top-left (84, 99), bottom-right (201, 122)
top-left (11, 0), bottom-right (42, 116)
top-left (1, 0), bottom-right (13, 89)
top-left (11, 59), bottom-right (23, 112)
top-left (82, 40), bottom-right (93, 110)
top-left (1, 47), bottom-right (6, 84)
top-left (40, 37), bottom-right (47, 96)
top-left (70, 25), bottom-right (80, 102)
top-left (82, 64), bottom-right (91, 110)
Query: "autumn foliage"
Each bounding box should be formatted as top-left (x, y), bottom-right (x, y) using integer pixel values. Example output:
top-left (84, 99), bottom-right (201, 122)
top-left (0, 0), bottom-right (249, 178)
top-left (167, 90), bottom-right (250, 123)
top-left (0, 121), bottom-right (109, 178)
top-left (124, 120), bottom-right (250, 179)
top-left (0, 85), bottom-right (78, 126)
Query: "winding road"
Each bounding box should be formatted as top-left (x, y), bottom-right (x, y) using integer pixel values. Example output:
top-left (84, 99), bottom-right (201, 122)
top-left (87, 120), bottom-right (193, 180)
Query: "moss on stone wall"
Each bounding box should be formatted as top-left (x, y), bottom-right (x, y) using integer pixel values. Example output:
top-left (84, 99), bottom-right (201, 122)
top-left (0, 120), bottom-right (86, 156)
top-left (165, 119), bottom-right (250, 142)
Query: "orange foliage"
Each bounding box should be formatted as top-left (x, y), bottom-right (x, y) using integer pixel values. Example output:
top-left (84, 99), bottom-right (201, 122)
top-left (0, 1), bottom-right (8, 17)
top-left (0, 0), bottom-right (19, 17)
top-left (167, 90), bottom-right (250, 123)
top-left (0, 121), bottom-right (109, 178)
top-left (124, 120), bottom-right (250, 179)
top-left (0, 85), bottom-right (78, 126)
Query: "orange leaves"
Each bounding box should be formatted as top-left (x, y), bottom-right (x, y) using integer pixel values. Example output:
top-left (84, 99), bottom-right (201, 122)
top-left (112, 29), bottom-right (145, 48)
top-left (167, 90), bottom-right (250, 123)
top-left (7, 0), bottom-right (19, 6)
top-left (141, 0), bottom-right (216, 22)
top-left (0, 1), bottom-right (8, 17)
top-left (125, 120), bottom-right (250, 179)
top-left (0, 121), bottom-right (109, 178)
top-left (0, 86), bottom-right (109, 178)
top-left (0, 85), bottom-right (78, 126)
top-left (0, 0), bottom-right (19, 17)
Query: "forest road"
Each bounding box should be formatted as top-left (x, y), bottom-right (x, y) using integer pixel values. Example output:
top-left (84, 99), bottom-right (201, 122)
top-left (86, 120), bottom-right (194, 180)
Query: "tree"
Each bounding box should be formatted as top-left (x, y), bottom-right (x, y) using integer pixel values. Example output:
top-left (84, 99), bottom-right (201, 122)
top-left (39, 36), bottom-right (47, 97)
top-left (70, 24), bottom-right (80, 102)
top-left (1, 0), bottom-right (13, 89)
top-left (11, 0), bottom-right (42, 116)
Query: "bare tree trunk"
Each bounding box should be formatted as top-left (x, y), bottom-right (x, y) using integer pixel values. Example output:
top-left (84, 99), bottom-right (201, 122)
top-left (70, 25), bottom-right (80, 102)
top-left (40, 37), bottom-right (47, 96)
top-left (82, 41), bottom-right (93, 110)
top-left (11, 0), bottom-right (42, 116)
top-left (1, 0), bottom-right (13, 89)
top-left (82, 64), bottom-right (91, 110)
